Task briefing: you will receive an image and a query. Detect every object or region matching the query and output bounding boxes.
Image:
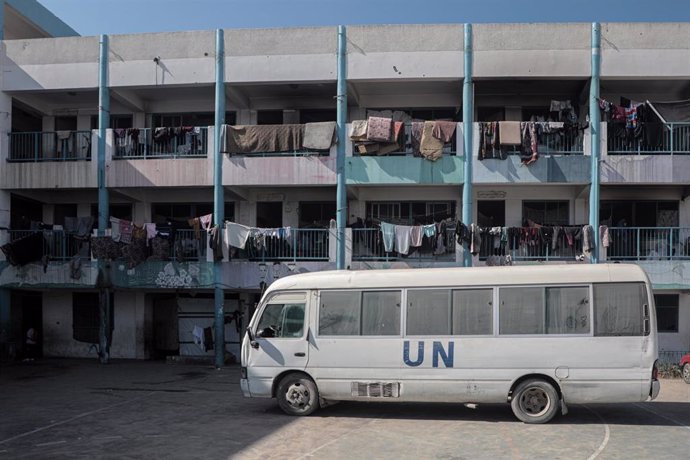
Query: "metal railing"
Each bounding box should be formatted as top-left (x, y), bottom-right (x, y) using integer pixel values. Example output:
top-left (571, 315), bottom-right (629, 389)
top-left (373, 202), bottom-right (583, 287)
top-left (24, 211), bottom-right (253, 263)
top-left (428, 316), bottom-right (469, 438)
top-left (504, 128), bottom-right (584, 155)
top-left (479, 226), bottom-right (582, 261)
top-left (235, 228), bottom-right (330, 262)
top-left (170, 229), bottom-right (208, 261)
top-left (608, 122), bottom-right (690, 155)
top-left (8, 230), bottom-right (90, 261)
top-left (352, 227), bottom-right (456, 261)
top-left (113, 127), bottom-right (208, 159)
top-left (353, 123), bottom-right (457, 156)
top-left (658, 350), bottom-right (690, 365)
top-left (606, 227), bottom-right (690, 261)
top-left (8, 131), bottom-right (92, 162)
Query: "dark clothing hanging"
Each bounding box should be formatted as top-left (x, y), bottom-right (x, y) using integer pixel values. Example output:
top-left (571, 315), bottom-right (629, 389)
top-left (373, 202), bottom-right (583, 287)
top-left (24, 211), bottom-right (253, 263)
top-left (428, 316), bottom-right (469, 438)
top-left (1, 232), bottom-right (45, 266)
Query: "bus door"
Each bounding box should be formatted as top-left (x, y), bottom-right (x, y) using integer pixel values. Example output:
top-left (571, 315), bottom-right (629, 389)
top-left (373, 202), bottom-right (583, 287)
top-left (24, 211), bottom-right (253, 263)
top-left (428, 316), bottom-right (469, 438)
top-left (246, 292), bottom-right (309, 394)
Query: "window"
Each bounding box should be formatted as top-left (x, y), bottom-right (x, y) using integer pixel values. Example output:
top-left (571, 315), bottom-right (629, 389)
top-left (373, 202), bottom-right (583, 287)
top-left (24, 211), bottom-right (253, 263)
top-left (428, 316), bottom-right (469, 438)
top-left (654, 294), bottom-right (679, 333)
top-left (522, 201), bottom-right (569, 226)
top-left (406, 288), bottom-right (493, 336)
top-left (594, 283), bottom-right (647, 336)
top-left (499, 286), bottom-right (590, 335)
top-left (91, 203), bottom-right (133, 223)
top-left (452, 289), bottom-right (493, 335)
top-left (366, 201), bottom-right (456, 224)
top-left (319, 291), bottom-right (360, 336)
top-left (319, 290), bottom-right (401, 336)
top-left (256, 303), bottom-right (305, 338)
top-left (73, 292), bottom-right (113, 344)
top-left (407, 290), bottom-right (451, 335)
top-left (151, 203), bottom-right (235, 225)
top-left (152, 112), bottom-right (237, 128)
top-left (500, 287), bottom-right (545, 334)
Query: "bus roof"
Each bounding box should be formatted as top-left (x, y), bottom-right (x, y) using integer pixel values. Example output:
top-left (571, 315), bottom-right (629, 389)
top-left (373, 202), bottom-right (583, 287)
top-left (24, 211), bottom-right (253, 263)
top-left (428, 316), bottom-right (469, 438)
top-left (264, 264), bottom-right (649, 294)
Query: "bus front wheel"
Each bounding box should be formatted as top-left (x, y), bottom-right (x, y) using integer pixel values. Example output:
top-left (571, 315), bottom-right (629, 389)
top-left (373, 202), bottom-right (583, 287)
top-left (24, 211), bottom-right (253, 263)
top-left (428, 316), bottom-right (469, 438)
top-left (682, 363), bottom-right (690, 384)
top-left (510, 379), bottom-right (560, 424)
top-left (276, 373), bottom-right (320, 416)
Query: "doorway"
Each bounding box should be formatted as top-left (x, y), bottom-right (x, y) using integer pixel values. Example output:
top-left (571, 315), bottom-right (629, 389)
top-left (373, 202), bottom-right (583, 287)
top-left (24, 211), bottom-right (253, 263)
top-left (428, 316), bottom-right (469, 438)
top-left (257, 202), bottom-right (283, 227)
top-left (477, 200), bottom-right (505, 227)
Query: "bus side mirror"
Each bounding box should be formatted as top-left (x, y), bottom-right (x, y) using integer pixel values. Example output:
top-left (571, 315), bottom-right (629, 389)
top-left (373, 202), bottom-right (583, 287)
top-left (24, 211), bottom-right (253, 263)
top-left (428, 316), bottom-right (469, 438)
top-left (247, 327), bottom-right (259, 349)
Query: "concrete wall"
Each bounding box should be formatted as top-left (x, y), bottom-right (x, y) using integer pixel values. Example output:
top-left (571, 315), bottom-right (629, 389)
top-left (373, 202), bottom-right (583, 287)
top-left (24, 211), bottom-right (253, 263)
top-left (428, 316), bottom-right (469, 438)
top-left (42, 290), bottom-right (144, 359)
top-left (657, 292), bottom-right (690, 352)
top-left (473, 23), bottom-right (590, 78)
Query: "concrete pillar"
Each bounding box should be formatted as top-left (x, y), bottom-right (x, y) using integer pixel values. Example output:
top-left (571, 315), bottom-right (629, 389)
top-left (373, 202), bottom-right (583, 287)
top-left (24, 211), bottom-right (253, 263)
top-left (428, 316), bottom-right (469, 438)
top-left (283, 110), bottom-right (299, 124)
top-left (42, 116), bottom-right (55, 132)
top-left (0, 92), bottom-right (12, 163)
top-left (133, 112), bottom-right (146, 128)
top-left (283, 201), bottom-right (299, 227)
top-left (133, 202), bottom-right (149, 223)
top-left (43, 204), bottom-right (55, 225)
top-left (77, 203), bottom-right (91, 217)
top-left (77, 115), bottom-right (91, 132)
top-left (0, 190), bottom-right (10, 249)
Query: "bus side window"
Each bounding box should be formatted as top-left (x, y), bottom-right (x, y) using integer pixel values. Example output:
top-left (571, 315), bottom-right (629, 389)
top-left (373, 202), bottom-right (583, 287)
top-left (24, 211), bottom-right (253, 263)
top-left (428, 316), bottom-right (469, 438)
top-left (452, 289), bottom-right (493, 335)
top-left (593, 283), bottom-right (647, 336)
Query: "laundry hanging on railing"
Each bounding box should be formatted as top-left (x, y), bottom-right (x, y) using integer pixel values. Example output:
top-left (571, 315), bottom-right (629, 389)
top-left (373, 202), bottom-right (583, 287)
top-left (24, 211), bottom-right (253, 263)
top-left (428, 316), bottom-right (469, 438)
top-left (224, 221), bottom-right (293, 250)
top-left (221, 122), bottom-right (336, 154)
top-left (1, 232), bottom-right (45, 266)
top-left (377, 220), bottom-right (451, 255)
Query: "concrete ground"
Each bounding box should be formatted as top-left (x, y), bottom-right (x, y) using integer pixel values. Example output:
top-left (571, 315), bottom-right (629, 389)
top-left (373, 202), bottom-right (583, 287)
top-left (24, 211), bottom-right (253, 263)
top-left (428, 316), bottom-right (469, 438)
top-left (0, 360), bottom-right (689, 460)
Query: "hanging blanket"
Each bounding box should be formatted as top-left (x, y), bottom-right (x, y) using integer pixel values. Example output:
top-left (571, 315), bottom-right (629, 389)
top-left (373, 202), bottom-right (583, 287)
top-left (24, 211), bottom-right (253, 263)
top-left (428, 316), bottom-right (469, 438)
top-left (222, 124), bottom-right (304, 154)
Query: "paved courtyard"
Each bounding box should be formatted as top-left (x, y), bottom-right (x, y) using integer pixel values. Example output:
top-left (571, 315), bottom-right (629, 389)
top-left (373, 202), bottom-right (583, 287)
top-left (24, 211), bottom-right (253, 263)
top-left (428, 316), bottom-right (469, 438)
top-left (0, 359), bottom-right (689, 459)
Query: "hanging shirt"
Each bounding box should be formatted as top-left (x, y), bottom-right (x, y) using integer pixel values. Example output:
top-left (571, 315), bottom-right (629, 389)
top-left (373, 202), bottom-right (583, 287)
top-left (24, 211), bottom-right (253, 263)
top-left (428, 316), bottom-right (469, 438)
top-left (395, 225), bottom-right (412, 255)
top-left (110, 217), bottom-right (121, 242)
top-left (199, 213), bottom-right (213, 230)
top-left (423, 224), bottom-right (436, 238)
top-left (380, 222), bottom-right (396, 253)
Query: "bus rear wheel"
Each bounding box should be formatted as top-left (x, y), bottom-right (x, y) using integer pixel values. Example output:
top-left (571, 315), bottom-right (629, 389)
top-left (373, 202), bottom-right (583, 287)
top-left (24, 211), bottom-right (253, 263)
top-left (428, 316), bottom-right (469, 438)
top-left (276, 373), bottom-right (320, 416)
top-left (511, 379), bottom-right (560, 424)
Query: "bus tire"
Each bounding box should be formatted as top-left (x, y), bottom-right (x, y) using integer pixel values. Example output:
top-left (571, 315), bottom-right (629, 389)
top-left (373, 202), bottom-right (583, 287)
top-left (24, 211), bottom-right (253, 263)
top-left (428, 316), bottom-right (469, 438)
top-left (683, 363), bottom-right (690, 384)
top-left (276, 373), bottom-right (320, 416)
top-left (510, 379), bottom-right (559, 424)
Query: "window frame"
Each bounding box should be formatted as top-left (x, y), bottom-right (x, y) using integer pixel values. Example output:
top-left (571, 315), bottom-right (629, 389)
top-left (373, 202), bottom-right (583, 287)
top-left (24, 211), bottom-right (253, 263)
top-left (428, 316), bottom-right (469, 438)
top-left (254, 291), bottom-right (308, 340)
top-left (317, 289), bottom-right (403, 338)
top-left (654, 293), bottom-right (679, 334)
top-left (497, 284), bottom-right (593, 337)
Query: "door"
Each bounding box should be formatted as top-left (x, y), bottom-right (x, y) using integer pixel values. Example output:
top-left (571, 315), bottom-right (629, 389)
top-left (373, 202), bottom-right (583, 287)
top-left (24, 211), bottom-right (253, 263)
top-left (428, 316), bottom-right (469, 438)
top-left (246, 292), bottom-right (309, 397)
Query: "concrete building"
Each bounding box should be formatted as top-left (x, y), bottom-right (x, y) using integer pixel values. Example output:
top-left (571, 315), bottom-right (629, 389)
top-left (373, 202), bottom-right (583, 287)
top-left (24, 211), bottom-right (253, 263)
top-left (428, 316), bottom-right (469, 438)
top-left (0, 8), bottom-right (689, 363)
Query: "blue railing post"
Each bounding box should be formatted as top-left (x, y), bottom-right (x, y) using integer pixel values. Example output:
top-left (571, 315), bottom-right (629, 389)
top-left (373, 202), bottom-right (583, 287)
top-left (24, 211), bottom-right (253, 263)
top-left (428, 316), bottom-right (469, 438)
top-left (292, 230), bottom-right (297, 262)
top-left (335, 25), bottom-right (348, 270)
top-left (670, 124), bottom-right (675, 155)
top-left (636, 228), bottom-right (641, 261)
top-left (34, 133), bottom-right (39, 161)
top-left (462, 23), bottom-right (474, 267)
top-left (589, 22), bottom-right (601, 264)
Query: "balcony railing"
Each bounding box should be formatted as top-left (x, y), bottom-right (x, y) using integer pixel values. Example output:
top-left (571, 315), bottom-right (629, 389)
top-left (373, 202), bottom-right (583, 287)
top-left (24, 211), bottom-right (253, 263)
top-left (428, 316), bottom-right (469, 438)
top-left (8, 230), bottom-right (90, 261)
top-left (113, 127), bottom-right (208, 159)
top-left (479, 226), bottom-right (582, 261)
top-left (606, 227), bottom-right (690, 261)
top-left (608, 122), bottom-right (690, 155)
top-left (8, 131), bottom-right (92, 162)
top-left (169, 229), bottom-right (207, 261)
top-left (504, 129), bottom-right (584, 155)
top-left (352, 227), bottom-right (456, 261)
top-left (234, 228), bottom-right (330, 262)
top-left (353, 124), bottom-right (457, 157)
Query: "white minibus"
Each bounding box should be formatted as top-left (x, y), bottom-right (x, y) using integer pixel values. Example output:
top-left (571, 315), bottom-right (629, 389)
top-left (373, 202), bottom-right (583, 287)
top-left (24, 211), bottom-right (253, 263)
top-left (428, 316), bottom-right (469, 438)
top-left (240, 264), bottom-right (660, 423)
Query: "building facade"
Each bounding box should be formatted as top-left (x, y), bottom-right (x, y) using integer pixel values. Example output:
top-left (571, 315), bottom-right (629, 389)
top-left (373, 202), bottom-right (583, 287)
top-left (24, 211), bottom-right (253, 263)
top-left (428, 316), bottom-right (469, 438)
top-left (0, 15), bottom-right (689, 362)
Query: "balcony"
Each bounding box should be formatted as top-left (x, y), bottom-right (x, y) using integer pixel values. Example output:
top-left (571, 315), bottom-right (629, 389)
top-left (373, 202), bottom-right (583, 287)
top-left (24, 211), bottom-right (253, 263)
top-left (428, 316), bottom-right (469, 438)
top-left (479, 226), bottom-right (583, 262)
top-left (7, 230), bottom-right (90, 261)
top-left (503, 129), bottom-right (584, 156)
top-left (352, 227), bottom-right (456, 262)
top-left (606, 227), bottom-right (690, 261)
top-left (8, 131), bottom-right (92, 162)
top-left (608, 122), bottom-right (690, 155)
top-left (113, 127), bottom-right (209, 159)
top-left (233, 228), bottom-right (330, 262)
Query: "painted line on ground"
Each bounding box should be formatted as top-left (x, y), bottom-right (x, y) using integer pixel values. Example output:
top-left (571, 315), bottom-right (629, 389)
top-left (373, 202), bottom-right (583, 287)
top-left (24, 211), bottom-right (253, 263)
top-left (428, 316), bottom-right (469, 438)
top-left (294, 419), bottom-right (379, 460)
top-left (0, 391), bottom-right (155, 446)
top-left (35, 440), bottom-right (66, 447)
top-left (584, 406), bottom-right (610, 460)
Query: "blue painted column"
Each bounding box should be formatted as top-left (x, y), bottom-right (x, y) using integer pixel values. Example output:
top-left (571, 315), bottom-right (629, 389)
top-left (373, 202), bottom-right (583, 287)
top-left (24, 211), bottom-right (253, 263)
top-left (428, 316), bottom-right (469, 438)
top-left (0, 1), bottom-right (5, 41)
top-left (589, 23), bottom-right (601, 263)
top-left (97, 34), bottom-right (112, 364)
top-left (336, 25), bottom-right (347, 270)
top-left (462, 24), bottom-right (474, 267)
top-left (213, 29), bottom-right (226, 368)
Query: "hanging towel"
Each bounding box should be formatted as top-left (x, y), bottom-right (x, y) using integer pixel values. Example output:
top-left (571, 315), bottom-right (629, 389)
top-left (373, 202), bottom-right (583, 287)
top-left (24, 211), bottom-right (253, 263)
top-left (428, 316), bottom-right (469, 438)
top-left (56, 130), bottom-right (71, 140)
top-left (420, 121), bottom-right (444, 161)
top-left (499, 121), bottom-right (521, 145)
top-left (395, 225), bottom-right (412, 255)
top-left (145, 223), bottom-right (157, 241)
top-left (119, 219), bottom-right (133, 244)
top-left (349, 120), bottom-right (368, 141)
top-left (188, 217), bottom-right (201, 240)
top-left (600, 225), bottom-right (610, 248)
top-left (583, 225), bottom-right (594, 253)
top-left (110, 217), bottom-right (122, 242)
top-left (303, 122), bottom-right (337, 150)
top-left (432, 120), bottom-right (457, 143)
top-left (410, 226), bottom-right (423, 247)
top-left (200, 214), bottom-right (213, 230)
top-left (226, 222), bottom-right (251, 249)
top-left (470, 223), bottom-right (481, 255)
top-left (380, 222), bottom-right (396, 253)
top-left (366, 117), bottom-right (392, 142)
top-left (411, 121), bottom-right (424, 155)
top-left (192, 326), bottom-right (204, 352)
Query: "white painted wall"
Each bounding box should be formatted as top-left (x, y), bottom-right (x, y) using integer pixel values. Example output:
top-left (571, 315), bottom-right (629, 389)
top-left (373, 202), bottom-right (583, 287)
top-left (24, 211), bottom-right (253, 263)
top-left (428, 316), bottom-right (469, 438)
top-left (657, 292), bottom-right (690, 352)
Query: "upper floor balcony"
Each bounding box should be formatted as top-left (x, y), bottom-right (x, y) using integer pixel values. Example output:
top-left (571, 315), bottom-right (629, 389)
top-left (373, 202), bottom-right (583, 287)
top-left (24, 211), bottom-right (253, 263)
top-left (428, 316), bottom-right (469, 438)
top-left (8, 130), bottom-right (92, 162)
